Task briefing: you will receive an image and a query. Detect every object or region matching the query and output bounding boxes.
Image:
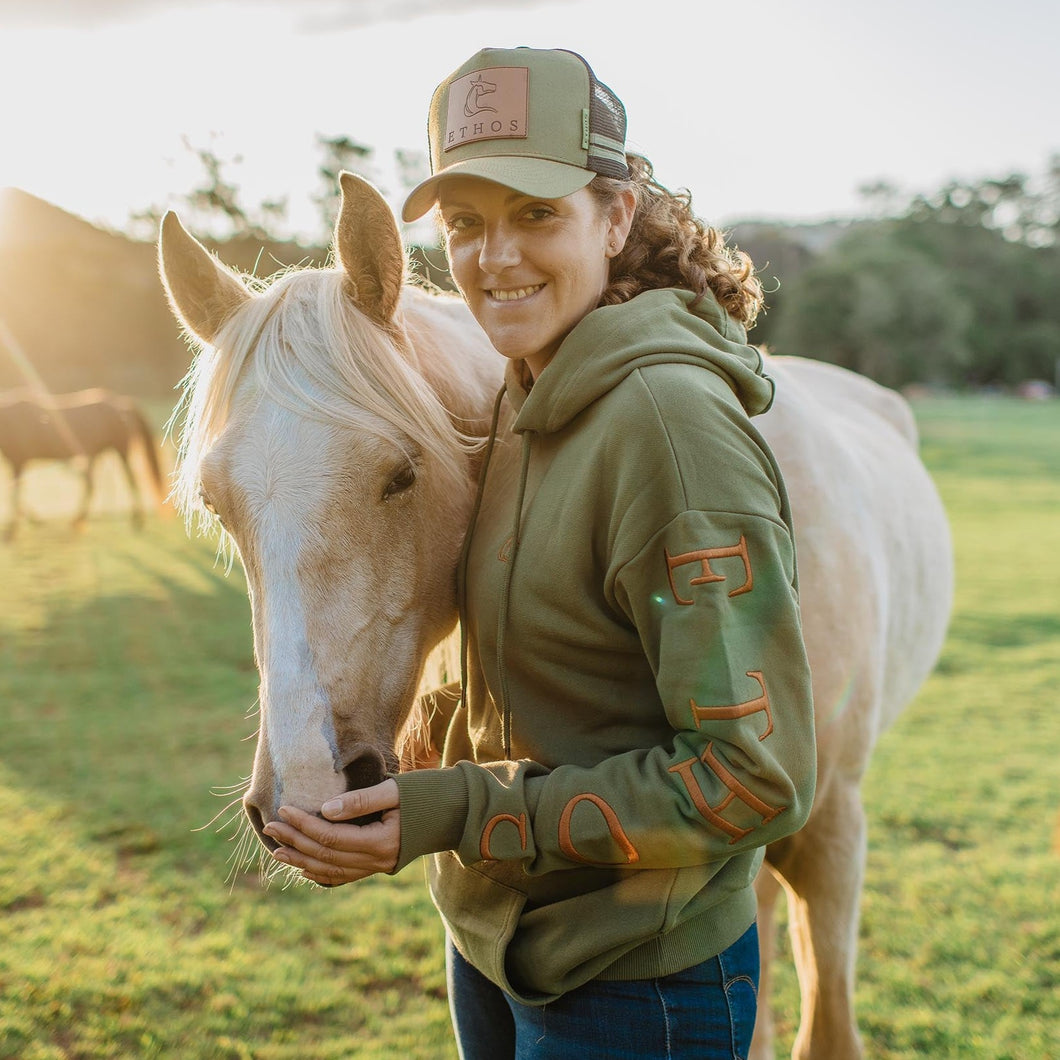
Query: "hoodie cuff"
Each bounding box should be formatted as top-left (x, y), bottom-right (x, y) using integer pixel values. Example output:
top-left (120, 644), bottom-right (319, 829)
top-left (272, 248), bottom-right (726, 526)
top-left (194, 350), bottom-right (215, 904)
top-left (392, 767), bottom-right (470, 873)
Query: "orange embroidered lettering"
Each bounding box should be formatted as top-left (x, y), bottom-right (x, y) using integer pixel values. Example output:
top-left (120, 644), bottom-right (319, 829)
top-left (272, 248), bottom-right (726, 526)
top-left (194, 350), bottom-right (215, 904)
top-left (670, 744), bottom-right (786, 844)
top-left (689, 671), bottom-right (774, 739)
top-left (665, 535), bottom-right (753, 605)
top-left (558, 793), bottom-right (640, 865)
top-left (480, 813), bottom-right (527, 861)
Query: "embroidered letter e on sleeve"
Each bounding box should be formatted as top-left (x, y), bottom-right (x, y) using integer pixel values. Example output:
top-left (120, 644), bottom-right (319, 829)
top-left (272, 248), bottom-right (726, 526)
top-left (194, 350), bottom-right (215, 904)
top-left (665, 534), bottom-right (753, 605)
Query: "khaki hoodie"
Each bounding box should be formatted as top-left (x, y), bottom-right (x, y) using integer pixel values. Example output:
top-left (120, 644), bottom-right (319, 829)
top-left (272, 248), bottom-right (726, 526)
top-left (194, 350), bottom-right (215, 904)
top-left (394, 287), bottom-right (816, 1004)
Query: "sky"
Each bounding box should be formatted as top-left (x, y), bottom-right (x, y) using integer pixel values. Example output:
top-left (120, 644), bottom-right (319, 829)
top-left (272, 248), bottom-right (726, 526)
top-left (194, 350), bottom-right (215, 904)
top-left (0, 0), bottom-right (1057, 243)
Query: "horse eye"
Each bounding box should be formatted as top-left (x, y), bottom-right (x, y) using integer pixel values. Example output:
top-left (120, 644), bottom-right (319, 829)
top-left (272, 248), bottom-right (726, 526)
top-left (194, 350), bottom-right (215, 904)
top-left (199, 489), bottom-right (219, 517)
top-left (383, 463), bottom-right (417, 500)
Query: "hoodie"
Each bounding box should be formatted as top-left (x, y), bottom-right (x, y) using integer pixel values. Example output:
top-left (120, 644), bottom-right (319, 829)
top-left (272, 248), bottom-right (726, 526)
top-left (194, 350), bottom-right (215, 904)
top-left (393, 287), bottom-right (816, 1004)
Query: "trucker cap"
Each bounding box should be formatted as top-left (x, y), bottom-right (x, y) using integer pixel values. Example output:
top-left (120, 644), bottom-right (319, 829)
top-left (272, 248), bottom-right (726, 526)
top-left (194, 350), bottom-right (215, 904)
top-left (401, 47), bottom-right (629, 222)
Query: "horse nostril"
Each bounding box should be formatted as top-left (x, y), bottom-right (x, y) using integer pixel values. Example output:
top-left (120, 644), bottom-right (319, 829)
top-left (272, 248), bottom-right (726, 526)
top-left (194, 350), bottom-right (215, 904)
top-left (342, 746), bottom-right (387, 825)
top-left (342, 746), bottom-right (387, 791)
top-left (244, 800), bottom-right (278, 851)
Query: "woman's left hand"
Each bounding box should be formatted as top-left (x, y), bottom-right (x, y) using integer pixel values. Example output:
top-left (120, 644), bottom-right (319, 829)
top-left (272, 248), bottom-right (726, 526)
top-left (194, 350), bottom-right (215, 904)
top-left (262, 779), bottom-right (400, 887)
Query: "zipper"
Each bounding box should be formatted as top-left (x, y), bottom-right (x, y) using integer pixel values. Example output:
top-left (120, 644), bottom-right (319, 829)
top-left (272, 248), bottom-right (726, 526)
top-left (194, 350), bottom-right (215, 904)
top-left (457, 386), bottom-right (507, 716)
top-left (496, 431), bottom-right (532, 757)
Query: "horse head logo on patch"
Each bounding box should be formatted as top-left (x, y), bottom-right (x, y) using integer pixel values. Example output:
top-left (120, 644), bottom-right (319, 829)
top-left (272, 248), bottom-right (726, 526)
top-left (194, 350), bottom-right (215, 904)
top-left (464, 74), bottom-right (498, 117)
top-left (444, 67), bottom-right (529, 152)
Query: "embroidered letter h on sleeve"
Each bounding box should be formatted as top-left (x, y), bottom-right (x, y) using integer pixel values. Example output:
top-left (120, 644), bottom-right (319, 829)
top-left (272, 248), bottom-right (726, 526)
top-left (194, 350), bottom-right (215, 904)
top-left (669, 744), bottom-right (786, 842)
top-left (670, 671), bottom-right (786, 843)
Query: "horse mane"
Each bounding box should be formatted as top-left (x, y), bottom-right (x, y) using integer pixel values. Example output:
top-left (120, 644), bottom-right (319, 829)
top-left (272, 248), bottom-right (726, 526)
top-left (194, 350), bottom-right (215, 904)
top-left (170, 266), bottom-right (481, 527)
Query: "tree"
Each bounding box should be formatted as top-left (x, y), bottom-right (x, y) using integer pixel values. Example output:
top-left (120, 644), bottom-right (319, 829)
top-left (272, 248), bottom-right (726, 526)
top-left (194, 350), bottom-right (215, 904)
top-left (313, 134), bottom-right (377, 238)
top-left (770, 157), bottom-right (1060, 388)
top-left (181, 139), bottom-right (287, 239)
top-left (891, 213), bottom-right (1060, 386)
top-left (772, 226), bottom-right (972, 387)
top-left (897, 157), bottom-right (1059, 249)
top-left (128, 137), bottom-right (287, 242)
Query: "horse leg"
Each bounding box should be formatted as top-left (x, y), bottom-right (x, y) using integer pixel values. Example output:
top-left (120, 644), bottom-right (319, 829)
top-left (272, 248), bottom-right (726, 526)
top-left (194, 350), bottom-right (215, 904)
top-left (4, 468), bottom-right (22, 541)
top-left (771, 779), bottom-right (866, 1060)
top-left (72, 457), bottom-right (93, 532)
top-left (116, 450), bottom-right (145, 530)
top-left (750, 861), bottom-right (785, 1060)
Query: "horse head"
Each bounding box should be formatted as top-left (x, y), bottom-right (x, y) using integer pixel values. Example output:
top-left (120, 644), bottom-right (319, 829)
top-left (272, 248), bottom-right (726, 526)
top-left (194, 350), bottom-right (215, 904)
top-left (158, 173), bottom-right (498, 855)
top-left (464, 74), bottom-right (498, 117)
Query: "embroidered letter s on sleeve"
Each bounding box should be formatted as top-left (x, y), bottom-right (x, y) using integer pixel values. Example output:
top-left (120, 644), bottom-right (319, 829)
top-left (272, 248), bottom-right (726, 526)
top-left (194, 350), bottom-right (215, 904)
top-left (665, 534), bottom-right (752, 605)
top-left (558, 793), bottom-right (640, 866)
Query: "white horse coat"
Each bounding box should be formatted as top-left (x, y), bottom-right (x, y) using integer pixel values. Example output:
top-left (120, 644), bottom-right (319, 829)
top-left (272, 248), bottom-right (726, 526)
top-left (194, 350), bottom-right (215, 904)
top-left (159, 173), bottom-right (952, 1060)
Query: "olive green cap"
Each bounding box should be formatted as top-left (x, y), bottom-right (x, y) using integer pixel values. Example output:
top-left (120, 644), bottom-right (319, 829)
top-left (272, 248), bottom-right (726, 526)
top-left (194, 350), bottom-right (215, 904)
top-left (401, 47), bottom-right (629, 222)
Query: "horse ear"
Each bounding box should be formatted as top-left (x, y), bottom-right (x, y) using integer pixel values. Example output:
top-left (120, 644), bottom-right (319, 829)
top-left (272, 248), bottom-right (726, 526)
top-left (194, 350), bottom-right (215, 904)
top-left (157, 212), bottom-right (251, 345)
top-left (335, 172), bottom-right (404, 327)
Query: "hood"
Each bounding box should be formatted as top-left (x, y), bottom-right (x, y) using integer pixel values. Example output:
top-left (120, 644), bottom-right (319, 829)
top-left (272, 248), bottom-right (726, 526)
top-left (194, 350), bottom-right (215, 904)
top-left (506, 288), bottom-right (774, 434)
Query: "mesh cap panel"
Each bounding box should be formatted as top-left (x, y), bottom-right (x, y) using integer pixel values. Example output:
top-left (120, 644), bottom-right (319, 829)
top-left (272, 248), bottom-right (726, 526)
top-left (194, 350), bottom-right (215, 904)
top-left (587, 77), bottom-right (629, 179)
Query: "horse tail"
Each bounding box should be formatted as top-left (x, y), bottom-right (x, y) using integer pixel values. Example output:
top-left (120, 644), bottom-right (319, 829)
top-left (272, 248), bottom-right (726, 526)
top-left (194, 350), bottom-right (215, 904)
top-left (125, 405), bottom-right (168, 513)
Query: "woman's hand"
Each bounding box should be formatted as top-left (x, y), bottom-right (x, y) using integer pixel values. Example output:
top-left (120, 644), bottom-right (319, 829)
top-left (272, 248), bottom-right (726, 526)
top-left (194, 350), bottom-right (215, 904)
top-left (262, 779), bottom-right (400, 887)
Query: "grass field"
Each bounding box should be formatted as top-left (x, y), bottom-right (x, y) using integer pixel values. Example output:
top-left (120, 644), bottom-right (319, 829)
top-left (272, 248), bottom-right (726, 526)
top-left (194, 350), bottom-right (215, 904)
top-left (1, 395), bottom-right (1057, 1059)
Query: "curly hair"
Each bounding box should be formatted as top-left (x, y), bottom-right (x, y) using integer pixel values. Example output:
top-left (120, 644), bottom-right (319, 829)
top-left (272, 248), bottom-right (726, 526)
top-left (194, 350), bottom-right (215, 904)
top-left (589, 154), bottom-right (764, 328)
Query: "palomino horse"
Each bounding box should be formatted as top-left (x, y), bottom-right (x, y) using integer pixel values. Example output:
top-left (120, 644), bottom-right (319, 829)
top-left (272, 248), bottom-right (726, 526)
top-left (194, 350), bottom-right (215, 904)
top-left (159, 173), bottom-right (952, 1060)
top-left (0, 387), bottom-right (165, 540)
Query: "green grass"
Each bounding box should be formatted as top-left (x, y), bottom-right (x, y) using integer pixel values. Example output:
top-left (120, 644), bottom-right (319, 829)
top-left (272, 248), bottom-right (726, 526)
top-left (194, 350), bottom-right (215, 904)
top-left (1, 395), bottom-right (1058, 1058)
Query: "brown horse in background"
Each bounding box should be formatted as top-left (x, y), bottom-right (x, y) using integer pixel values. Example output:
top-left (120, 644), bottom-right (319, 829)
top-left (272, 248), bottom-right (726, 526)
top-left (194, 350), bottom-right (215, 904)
top-left (0, 388), bottom-right (165, 540)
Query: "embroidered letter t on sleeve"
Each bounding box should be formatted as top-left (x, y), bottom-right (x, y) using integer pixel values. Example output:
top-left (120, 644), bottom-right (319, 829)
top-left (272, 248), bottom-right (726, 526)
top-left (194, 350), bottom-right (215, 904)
top-left (663, 533), bottom-right (787, 843)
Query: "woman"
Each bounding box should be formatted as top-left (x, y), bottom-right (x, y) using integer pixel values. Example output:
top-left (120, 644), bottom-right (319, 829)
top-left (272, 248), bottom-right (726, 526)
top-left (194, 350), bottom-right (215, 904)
top-left (263, 46), bottom-right (816, 1059)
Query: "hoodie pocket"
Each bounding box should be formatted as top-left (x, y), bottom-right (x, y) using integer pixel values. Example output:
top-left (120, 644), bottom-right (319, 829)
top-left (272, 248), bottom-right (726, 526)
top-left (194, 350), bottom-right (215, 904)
top-left (428, 851), bottom-right (535, 999)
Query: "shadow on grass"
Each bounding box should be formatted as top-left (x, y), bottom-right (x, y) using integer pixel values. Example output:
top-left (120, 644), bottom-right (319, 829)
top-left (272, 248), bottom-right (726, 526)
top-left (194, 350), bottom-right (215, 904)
top-left (941, 609), bottom-right (1060, 653)
top-left (0, 521), bottom-right (263, 872)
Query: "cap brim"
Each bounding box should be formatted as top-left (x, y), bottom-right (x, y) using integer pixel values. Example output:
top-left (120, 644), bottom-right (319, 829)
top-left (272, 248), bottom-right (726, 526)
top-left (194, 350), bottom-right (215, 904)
top-left (401, 157), bottom-right (596, 222)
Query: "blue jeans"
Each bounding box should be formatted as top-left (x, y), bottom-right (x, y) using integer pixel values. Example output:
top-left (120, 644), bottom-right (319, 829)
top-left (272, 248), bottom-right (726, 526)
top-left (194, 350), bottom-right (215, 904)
top-left (446, 922), bottom-right (759, 1060)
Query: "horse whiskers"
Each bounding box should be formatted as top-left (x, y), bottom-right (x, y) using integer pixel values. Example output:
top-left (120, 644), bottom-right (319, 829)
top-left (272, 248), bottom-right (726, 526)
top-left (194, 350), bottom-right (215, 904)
top-left (208, 795), bottom-right (302, 891)
top-left (240, 701), bottom-right (262, 745)
top-left (210, 777), bottom-right (252, 797)
top-left (199, 777), bottom-right (306, 890)
top-left (224, 820), bottom-right (264, 890)
top-left (193, 792), bottom-right (248, 834)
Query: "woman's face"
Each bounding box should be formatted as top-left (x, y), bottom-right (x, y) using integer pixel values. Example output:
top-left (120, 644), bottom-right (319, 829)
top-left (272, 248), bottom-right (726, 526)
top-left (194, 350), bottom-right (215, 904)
top-left (439, 178), bottom-right (633, 379)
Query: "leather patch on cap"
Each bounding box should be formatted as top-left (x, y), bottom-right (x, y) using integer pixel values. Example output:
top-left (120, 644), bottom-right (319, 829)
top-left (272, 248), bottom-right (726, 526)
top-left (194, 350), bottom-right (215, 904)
top-left (444, 67), bottom-right (529, 152)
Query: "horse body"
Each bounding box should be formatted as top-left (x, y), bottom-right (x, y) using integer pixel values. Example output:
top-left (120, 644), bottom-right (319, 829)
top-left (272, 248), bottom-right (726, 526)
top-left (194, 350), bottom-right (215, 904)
top-left (750, 356), bottom-right (952, 1059)
top-left (0, 387), bottom-right (164, 538)
top-left (159, 173), bottom-right (952, 1060)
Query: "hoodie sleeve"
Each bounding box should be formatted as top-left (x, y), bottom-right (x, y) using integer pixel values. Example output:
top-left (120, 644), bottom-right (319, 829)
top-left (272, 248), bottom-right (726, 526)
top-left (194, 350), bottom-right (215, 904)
top-left (394, 380), bottom-right (816, 875)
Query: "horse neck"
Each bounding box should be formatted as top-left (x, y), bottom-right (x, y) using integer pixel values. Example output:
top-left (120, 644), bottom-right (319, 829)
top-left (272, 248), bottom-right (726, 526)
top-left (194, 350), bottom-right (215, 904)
top-left (397, 287), bottom-right (503, 438)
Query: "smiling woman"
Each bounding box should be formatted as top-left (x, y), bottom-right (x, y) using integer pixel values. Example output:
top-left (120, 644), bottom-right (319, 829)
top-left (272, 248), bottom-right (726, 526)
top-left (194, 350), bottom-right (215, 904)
top-left (437, 180), bottom-right (633, 377)
top-left (264, 45), bottom-right (819, 1060)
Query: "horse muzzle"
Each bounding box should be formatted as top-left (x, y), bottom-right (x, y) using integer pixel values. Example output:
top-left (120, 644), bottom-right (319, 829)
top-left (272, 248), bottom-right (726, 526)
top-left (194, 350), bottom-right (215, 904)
top-left (243, 742), bottom-right (395, 849)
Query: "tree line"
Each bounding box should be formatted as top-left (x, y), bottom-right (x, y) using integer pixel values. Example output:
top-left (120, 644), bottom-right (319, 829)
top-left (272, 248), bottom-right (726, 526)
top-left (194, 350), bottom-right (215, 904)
top-left (134, 143), bottom-right (1060, 391)
top-left (746, 161), bottom-right (1060, 389)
